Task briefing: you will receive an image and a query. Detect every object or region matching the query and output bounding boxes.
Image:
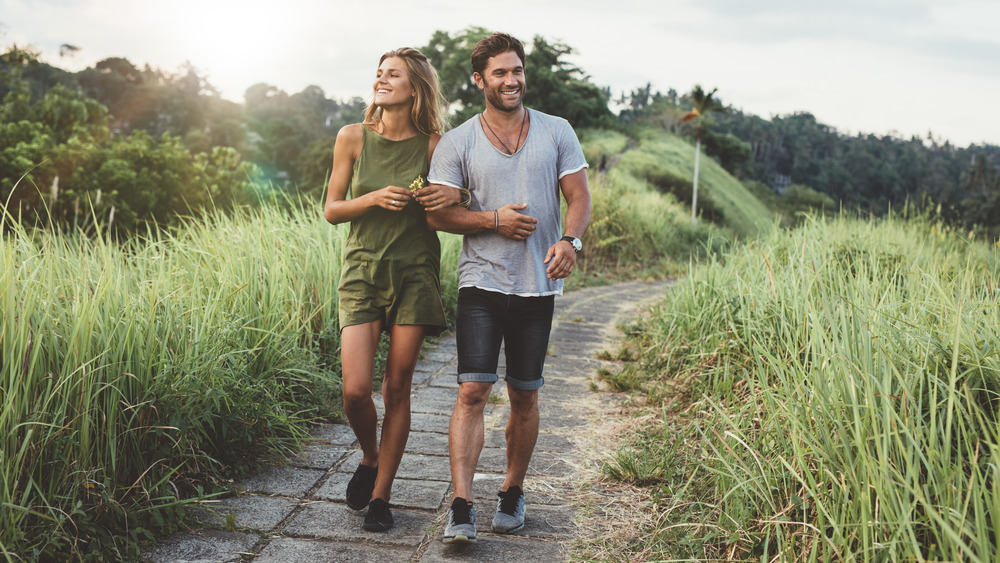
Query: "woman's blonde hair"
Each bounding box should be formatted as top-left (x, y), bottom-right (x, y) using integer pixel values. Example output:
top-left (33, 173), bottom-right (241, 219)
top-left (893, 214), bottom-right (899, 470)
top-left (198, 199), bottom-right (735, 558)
top-left (363, 47), bottom-right (446, 136)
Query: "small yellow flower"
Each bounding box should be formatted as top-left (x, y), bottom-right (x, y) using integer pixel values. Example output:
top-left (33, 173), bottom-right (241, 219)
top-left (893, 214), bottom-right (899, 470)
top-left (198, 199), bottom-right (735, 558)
top-left (408, 175), bottom-right (425, 191)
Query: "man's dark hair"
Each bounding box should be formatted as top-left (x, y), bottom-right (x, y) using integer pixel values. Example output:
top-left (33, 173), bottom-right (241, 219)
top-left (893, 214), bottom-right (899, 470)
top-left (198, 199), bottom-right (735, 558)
top-left (470, 32), bottom-right (525, 76)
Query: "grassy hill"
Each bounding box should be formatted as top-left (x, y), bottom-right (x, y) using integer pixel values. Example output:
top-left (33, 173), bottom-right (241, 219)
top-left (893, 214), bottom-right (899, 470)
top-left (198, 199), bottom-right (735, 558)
top-left (582, 127), bottom-right (773, 240)
top-left (574, 128), bottom-right (740, 285)
top-left (619, 128), bottom-right (772, 237)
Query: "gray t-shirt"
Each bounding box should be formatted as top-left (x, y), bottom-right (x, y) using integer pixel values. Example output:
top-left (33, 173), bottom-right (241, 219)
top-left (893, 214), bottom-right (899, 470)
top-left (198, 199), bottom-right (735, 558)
top-left (429, 109), bottom-right (588, 297)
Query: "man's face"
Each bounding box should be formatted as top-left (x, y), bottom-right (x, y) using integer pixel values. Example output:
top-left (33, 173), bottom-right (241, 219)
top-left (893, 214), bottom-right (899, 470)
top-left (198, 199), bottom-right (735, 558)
top-left (475, 51), bottom-right (525, 113)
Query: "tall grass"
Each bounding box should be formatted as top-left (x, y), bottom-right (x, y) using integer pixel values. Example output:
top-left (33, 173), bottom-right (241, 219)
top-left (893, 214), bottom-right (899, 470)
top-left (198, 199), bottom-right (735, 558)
top-left (0, 201), bottom-right (460, 559)
top-left (600, 215), bottom-right (1000, 560)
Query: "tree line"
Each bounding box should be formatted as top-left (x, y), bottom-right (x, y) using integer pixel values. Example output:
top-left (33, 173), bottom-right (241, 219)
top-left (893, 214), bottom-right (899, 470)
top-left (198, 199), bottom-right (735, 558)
top-left (3, 26), bottom-right (998, 238)
top-left (621, 84), bottom-right (1000, 236)
top-left (1, 27), bottom-right (612, 235)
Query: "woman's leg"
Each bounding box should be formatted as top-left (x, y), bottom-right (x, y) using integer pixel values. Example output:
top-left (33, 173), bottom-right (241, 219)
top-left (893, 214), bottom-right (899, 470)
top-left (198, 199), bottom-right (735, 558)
top-left (341, 321), bottom-right (383, 467)
top-left (371, 324), bottom-right (426, 502)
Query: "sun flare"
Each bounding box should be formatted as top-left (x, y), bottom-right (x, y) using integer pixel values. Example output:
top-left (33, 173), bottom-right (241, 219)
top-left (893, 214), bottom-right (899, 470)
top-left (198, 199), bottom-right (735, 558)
top-left (162, 1), bottom-right (295, 96)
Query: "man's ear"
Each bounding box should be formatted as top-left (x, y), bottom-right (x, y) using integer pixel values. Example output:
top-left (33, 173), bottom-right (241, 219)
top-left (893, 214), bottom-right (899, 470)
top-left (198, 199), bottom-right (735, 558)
top-left (473, 72), bottom-right (485, 90)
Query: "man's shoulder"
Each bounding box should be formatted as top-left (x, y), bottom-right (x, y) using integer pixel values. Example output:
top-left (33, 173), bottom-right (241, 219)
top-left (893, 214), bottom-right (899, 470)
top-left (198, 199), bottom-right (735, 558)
top-left (528, 108), bottom-right (572, 129)
top-left (442, 115), bottom-right (480, 139)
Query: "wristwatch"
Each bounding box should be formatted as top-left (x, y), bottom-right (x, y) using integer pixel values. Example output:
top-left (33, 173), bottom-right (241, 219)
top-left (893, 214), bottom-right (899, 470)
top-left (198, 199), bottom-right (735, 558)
top-left (560, 236), bottom-right (582, 253)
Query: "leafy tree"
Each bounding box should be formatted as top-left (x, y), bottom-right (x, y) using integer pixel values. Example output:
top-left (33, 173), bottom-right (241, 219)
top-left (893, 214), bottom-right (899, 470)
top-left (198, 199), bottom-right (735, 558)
top-left (422, 26), bottom-right (492, 123)
top-left (700, 127), bottom-right (751, 177)
top-left (522, 36), bottom-right (613, 129)
top-left (680, 85), bottom-right (726, 222)
top-left (244, 82), bottom-right (362, 190)
top-left (422, 27), bottom-right (613, 128)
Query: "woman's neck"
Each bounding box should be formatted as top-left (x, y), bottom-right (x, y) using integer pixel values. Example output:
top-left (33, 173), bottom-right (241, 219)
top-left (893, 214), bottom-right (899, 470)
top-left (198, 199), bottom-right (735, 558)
top-left (376, 105), bottom-right (418, 140)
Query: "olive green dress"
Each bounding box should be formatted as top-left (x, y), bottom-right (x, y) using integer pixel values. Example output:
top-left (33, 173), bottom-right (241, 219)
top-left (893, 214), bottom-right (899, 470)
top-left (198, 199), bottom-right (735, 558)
top-left (337, 127), bottom-right (447, 335)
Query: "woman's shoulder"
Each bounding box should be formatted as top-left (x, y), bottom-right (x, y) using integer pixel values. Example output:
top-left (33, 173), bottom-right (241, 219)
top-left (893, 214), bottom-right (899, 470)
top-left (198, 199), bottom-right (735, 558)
top-left (428, 132), bottom-right (442, 154)
top-left (335, 123), bottom-right (366, 156)
top-left (338, 123), bottom-right (366, 140)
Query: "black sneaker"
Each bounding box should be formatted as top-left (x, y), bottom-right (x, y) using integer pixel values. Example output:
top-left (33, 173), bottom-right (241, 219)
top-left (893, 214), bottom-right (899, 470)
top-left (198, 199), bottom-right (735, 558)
top-left (442, 497), bottom-right (477, 543)
top-left (363, 498), bottom-right (394, 532)
top-left (345, 463), bottom-right (377, 510)
top-left (492, 485), bottom-right (525, 533)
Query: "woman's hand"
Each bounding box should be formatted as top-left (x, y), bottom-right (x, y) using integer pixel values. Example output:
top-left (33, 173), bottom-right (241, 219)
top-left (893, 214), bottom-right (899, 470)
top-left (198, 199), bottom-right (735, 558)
top-left (415, 184), bottom-right (461, 212)
top-left (371, 185), bottom-right (415, 211)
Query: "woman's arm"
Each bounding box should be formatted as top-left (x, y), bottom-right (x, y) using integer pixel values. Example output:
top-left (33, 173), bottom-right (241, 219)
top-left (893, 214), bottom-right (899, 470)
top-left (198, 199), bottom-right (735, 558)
top-left (323, 124), bottom-right (414, 224)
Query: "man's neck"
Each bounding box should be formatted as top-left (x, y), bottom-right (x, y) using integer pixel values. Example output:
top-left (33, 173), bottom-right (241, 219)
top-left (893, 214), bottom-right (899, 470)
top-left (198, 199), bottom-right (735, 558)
top-left (483, 105), bottom-right (526, 129)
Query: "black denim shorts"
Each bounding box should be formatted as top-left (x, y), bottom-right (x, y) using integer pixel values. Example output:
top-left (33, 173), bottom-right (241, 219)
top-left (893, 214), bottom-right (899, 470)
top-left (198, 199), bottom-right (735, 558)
top-left (455, 287), bottom-right (555, 391)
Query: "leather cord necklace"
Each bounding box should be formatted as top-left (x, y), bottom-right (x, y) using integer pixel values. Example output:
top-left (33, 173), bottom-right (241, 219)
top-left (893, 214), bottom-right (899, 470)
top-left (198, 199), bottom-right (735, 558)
top-left (480, 109), bottom-right (528, 155)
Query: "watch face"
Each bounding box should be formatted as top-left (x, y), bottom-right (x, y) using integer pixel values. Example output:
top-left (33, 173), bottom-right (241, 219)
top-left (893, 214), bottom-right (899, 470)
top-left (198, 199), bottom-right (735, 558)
top-left (572, 238), bottom-right (582, 251)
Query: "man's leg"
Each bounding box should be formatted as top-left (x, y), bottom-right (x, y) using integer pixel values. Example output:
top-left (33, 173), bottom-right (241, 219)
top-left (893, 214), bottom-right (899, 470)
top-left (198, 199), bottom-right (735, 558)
top-left (500, 385), bottom-right (539, 492)
top-left (448, 381), bottom-right (493, 501)
top-left (444, 288), bottom-right (503, 543)
top-left (492, 293), bottom-right (553, 534)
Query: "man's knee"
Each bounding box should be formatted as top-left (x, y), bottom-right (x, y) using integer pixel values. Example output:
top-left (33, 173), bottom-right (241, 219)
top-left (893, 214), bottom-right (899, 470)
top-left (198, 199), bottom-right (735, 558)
top-left (455, 381), bottom-right (492, 410)
top-left (507, 386), bottom-right (538, 405)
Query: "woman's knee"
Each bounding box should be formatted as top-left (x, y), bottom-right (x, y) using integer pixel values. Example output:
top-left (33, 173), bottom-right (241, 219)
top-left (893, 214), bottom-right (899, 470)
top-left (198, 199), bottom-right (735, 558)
top-left (343, 386), bottom-right (372, 411)
top-left (381, 381), bottom-right (411, 411)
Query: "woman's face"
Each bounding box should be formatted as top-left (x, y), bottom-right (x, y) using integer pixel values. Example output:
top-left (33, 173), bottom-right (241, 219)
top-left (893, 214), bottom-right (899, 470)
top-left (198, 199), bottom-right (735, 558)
top-left (373, 56), bottom-right (415, 108)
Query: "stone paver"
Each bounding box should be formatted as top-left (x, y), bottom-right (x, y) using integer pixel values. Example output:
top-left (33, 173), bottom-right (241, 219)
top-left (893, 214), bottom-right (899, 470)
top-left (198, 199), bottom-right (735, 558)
top-left (142, 280), bottom-right (669, 562)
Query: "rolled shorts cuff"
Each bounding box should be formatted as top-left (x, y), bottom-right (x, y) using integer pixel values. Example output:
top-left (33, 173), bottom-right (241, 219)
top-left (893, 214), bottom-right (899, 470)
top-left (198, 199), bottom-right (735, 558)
top-left (457, 372), bottom-right (498, 385)
top-left (505, 375), bottom-right (545, 391)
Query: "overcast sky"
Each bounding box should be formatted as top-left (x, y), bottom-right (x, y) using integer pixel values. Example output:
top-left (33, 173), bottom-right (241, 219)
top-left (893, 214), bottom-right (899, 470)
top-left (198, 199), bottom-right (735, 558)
top-left (2, 0), bottom-right (998, 147)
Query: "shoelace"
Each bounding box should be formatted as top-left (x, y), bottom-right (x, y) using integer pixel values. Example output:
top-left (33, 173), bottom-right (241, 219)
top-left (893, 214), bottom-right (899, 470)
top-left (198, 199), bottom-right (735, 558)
top-left (452, 500), bottom-right (472, 524)
top-left (498, 487), bottom-right (521, 515)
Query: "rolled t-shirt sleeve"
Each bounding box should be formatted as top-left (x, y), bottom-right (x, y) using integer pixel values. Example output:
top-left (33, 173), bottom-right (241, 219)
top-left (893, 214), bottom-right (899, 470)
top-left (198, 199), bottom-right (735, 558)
top-left (428, 135), bottom-right (466, 189)
top-left (556, 119), bottom-right (589, 179)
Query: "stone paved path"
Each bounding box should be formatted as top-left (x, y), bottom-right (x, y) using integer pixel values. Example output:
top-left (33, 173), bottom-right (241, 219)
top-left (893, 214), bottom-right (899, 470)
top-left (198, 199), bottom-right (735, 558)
top-left (144, 280), bottom-right (669, 562)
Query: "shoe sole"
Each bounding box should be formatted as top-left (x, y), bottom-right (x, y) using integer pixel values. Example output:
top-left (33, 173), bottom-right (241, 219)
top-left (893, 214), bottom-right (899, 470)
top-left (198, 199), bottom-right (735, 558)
top-left (346, 500), bottom-right (369, 511)
top-left (442, 533), bottom-right (477, 544)
top-left (363, 523), bottom-right (393, 532)
top-left (491, 523), bottom-right (524, 534)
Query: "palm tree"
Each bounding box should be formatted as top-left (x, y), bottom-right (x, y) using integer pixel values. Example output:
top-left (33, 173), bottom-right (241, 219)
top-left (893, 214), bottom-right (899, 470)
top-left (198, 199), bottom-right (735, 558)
top-left (680, 85), bottom-right (725, 223)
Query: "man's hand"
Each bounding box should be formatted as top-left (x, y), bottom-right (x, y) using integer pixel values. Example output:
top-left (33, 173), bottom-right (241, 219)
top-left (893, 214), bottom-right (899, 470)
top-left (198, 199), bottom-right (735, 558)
top-left (415, 184), bottom-right (460, 212)
top-left (497, 203), bottom-right (537, 240)
top-left (544, 239), bottom-right (577, 280)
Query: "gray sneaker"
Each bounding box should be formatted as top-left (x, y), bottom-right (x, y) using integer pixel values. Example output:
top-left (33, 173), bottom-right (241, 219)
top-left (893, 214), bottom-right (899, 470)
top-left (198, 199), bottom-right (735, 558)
top-left (491, 486), bottom-right (525, 533)
top-left (443, 497), bottom-right (477, 543)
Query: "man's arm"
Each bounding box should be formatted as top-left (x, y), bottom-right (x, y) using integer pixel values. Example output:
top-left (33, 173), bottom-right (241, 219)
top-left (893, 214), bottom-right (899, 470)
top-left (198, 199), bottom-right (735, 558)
top-left (425, 202), bottom-right (494, 234)
top-left (544, 169), bottom-right (592, 280)
top-left (426, 189), bottom-right (538, 240)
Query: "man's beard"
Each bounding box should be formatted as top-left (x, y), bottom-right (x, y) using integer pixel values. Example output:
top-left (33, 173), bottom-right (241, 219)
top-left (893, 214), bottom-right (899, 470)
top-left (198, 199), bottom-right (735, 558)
top-left (485, 84), bottom-right (523, 113)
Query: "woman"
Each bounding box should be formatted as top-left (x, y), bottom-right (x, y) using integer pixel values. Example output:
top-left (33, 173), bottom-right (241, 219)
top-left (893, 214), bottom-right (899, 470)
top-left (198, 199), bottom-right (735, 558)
top-left (323, 47), bottom-right (461, 532)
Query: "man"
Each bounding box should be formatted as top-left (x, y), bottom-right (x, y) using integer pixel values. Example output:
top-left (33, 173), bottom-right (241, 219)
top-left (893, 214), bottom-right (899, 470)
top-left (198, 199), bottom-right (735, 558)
top-left (426, 31), bottom-right (591, 544)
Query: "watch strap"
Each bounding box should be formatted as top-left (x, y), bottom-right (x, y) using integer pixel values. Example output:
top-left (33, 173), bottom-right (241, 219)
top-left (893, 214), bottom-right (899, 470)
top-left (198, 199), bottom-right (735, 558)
top-left (560, 236), bottom-right (581, 252)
